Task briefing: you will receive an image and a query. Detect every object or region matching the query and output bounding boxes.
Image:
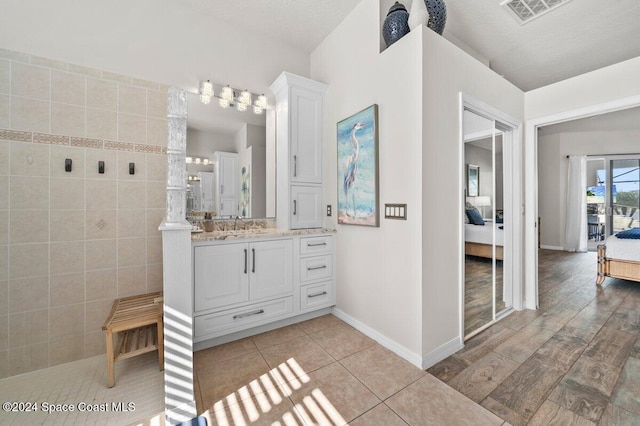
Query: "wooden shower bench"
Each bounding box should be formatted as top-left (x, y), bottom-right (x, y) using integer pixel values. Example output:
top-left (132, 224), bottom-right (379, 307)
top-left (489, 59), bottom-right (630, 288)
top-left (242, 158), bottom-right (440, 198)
top-left (102, 291), bottom-right (164, 387)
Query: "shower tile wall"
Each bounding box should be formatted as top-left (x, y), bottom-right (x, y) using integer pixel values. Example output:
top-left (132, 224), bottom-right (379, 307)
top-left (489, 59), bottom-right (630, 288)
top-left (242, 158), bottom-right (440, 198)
top-left (0, 48), bottom-right (168, 378)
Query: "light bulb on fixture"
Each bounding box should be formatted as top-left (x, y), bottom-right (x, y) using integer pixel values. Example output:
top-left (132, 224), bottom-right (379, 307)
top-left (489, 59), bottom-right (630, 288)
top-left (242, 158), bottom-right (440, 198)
top-left (237, 103), bottom-right (247, 112)
top-left (239, 89), bottom-right (251, 105)
top-left (203, 158), bottom-right (209, 165)
top-left (253, 105), bottom-right (263, 115)
top-left (219, 98), bottom-right (230, 108)
top-left (200, 80), bottom-right (213, 104)
top-left (256, 94), bottom-right (267, 109)
top-left (221, 86), bottom-right (234, 102)
top-left (195, 158), bottom-right (201, 165)
top-left (186, 157), bottom-right (193, 164)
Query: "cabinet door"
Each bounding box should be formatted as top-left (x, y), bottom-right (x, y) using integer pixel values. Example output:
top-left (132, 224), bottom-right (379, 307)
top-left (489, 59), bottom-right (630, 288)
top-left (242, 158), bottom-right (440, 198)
top-left (291, 87), bottom-right (322, 184)
top-left (219, 154), bottom-right (238, 197)
top-left (291, 186), bottom-right (322, 229)
top-left (199, 172), bottom-right (215, 211)
top-left (249, 239), bottom-right (293, 300)
top-left (194, 244), bottom-right (249, 311)
top-left (219, 197), bottom-right (237, 217)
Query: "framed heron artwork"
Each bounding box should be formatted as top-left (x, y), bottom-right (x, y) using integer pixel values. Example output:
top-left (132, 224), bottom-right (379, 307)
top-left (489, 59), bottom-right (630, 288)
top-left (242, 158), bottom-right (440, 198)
top-left (337, 104), bottom-right (379, 227)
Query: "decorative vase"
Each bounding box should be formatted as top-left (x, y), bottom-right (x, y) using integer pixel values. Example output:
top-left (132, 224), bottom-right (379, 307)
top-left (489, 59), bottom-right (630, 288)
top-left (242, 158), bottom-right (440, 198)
top-left (382, 2), bottom-right (410, 47)
top-left (425, 0), bottom-right (447, 35)
top-left (408, 0), bottom-right (429, 31)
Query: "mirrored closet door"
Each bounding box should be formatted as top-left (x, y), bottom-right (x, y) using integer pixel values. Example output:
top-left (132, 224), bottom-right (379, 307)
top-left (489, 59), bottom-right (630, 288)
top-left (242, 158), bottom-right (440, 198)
top-left (463, 108), bottom-right (513, 339)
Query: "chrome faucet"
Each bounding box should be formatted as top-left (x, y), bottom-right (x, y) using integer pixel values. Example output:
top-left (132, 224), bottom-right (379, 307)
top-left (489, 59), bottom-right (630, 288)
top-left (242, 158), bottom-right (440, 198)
top-left (234, 216), bottom-right (246, 231)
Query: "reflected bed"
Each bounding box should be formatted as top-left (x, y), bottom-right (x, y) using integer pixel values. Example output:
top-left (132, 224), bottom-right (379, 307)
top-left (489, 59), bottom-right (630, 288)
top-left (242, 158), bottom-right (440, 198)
top-left (465, 222), bottom-right (504, 260)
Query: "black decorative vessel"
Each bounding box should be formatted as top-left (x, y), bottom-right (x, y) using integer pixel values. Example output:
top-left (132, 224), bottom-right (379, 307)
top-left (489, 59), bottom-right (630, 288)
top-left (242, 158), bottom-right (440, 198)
top-left (425, 0), bottom-right (447, 35)
top-left (382, 2), bottom-right (410, 47)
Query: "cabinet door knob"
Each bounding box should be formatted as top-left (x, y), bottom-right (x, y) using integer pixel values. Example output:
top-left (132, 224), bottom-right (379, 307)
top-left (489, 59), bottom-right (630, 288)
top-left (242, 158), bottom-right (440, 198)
top-left (293, 155), bottom-right (297, 177)
top-left (308, 291), bottom-right (327, 298)
top-left (293, 200), bottom-right (297, 215)
top-left (252, 248), bottom-right (256, 273)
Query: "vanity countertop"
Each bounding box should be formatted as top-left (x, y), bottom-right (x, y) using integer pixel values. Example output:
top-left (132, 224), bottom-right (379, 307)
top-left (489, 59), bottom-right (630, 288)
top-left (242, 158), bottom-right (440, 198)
top-left (191, 227), bottom-right (336, 242)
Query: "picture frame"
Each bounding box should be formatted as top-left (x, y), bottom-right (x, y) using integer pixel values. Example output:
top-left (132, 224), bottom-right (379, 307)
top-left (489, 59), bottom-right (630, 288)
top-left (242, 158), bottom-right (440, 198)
top-left (337, 104), bottom-right (379, 227)
top-left (467, 164), bottom-right (479, 197)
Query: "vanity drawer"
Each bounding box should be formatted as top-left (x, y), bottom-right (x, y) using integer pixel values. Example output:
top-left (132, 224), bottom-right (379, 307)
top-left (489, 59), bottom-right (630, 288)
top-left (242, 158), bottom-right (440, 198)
top-left (300, 281), bottom-right (334, 311)
top-left (300, 254), bottom-right (333, 283)
top-left (300, 235), bottom-right (333, 256)
top-left (194, 296), bottom-right (293, 338)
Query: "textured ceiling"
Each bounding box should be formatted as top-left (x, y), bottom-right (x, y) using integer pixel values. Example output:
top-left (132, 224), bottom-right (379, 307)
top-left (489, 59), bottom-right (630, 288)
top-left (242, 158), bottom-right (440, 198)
top-left (444, 0), bottom-right (640, 91)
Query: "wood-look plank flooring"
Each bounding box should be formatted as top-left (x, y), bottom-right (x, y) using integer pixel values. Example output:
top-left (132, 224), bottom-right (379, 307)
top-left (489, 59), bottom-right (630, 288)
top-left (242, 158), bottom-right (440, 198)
top-left (431, 249), bottom-right (640, 425)
top-left (465, 255), bottom-right (507, 336)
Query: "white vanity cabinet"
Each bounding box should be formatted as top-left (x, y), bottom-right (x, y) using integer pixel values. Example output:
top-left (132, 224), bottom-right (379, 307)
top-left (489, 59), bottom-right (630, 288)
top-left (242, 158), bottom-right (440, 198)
top-left (194, 239), bottom-right (293, 312)
top-left (198, 172), bottom-right (215, 212)
top-left (192, 232), bottom-right (335, 343)
top-left (213, 151), bottom-right (238, 217)
top-left (299, 235), bottom-right (335, 312)
top-left (271, 72), bottom-right (327, 229)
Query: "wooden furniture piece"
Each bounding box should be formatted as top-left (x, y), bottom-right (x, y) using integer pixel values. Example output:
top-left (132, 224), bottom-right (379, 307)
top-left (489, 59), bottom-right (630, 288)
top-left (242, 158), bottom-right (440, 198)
top-left (465, 241), bottom-right (504, 261)
top-left (102, 291), bottom-right (164, 387)
top-left (597, 244), bottom-right (640, 285)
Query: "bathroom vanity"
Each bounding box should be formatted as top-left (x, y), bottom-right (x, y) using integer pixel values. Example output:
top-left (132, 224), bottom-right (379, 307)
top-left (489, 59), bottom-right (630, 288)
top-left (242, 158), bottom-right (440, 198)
top-left (191, 228), bottom-right (335, 345)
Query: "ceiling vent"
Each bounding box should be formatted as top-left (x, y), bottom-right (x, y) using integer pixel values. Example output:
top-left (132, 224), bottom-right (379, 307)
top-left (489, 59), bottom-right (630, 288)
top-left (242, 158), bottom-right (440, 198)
top-left (501, 0), bottom-right (572, 25)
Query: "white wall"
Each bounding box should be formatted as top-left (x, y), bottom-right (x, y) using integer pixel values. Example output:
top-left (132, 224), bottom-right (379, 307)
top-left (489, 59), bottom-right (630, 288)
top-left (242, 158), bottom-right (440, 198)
top-left (311, 0), bottom-right (523, 365)
top-left (525, 56), bottom-right (640, 120)
top-left (465, 143), bottom-right (494, 218)
top-left (311, 0), bottom-right (424, 360)
top-left (420, 28), bottom-right (523, 359)
top-left (0, 0), bottom-right (310, 96)
top-left (538, 130), bottom-right (640, 248)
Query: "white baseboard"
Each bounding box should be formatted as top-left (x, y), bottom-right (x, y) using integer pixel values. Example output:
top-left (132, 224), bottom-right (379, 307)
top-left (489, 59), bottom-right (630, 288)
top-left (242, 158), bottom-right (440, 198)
top-left (540, 245), bottom-right (564, 251)
top-left (331, 308), bottom-right (423, 369)
top-left (421, 337), bottom-right (463, 370)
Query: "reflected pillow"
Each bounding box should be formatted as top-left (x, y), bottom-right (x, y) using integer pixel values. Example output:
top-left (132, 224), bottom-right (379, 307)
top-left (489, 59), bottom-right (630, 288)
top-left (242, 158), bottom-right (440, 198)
top-left (466, 208), bottom-right (485, 225)
top-left (615, 228), bottom-right (640, 240)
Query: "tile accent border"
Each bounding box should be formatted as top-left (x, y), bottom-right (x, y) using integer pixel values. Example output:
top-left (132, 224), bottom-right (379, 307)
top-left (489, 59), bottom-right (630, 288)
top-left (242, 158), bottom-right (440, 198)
top-left (0, 128), bottom-right (166, 155)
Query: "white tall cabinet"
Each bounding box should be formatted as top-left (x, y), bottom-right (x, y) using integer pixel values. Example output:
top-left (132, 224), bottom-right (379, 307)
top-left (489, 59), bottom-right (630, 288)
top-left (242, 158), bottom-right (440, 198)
top-left (271, 72), bottom-right (327, 229)
top-left (213, 151), bottom-right (239, 217)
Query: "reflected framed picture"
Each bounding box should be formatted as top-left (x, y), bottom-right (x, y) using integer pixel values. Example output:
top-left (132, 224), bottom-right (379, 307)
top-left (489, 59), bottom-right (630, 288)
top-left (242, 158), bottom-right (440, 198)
top-left (467, 164), bottom-right (479, 197)
top-left (337, 104), bottom-right (379, 227)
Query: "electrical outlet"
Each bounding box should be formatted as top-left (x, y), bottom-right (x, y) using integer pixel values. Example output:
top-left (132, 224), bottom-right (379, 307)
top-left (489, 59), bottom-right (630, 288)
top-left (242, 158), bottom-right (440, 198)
top-left (327, 205), bottom-right (332, 216)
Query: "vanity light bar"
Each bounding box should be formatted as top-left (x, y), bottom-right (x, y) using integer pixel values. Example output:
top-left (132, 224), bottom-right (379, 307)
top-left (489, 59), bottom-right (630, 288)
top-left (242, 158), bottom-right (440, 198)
top-left (186, 157), bottom-right (210, 165)
top-left (197, 81), bottom-right (267, 114)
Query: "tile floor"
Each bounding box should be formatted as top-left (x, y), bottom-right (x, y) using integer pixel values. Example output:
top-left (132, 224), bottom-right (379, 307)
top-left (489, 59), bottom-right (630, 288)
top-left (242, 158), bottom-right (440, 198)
top-left (2, 249), bottom-right (637, 425)
top-left (431, 250), bottom-right (640, 425)
top-left (193, 314), bottom-right (507, 425)
top-left (0, 351), bottom-right (165, 425)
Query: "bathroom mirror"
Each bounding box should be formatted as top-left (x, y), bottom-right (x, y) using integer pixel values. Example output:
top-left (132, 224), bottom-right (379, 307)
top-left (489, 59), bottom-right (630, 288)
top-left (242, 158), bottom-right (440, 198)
top-left (185, 91), bottom-right (274, 218)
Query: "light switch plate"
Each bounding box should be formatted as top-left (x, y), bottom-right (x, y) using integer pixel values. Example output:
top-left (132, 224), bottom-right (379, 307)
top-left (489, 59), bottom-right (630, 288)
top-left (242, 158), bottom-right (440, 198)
top-left (384, 203), bottom-right (407, 220)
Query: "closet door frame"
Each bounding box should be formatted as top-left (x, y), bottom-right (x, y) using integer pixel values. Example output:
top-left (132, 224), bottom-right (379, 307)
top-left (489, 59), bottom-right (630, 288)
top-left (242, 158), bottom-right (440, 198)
top-left (459, 93), bottom-right (524, 345)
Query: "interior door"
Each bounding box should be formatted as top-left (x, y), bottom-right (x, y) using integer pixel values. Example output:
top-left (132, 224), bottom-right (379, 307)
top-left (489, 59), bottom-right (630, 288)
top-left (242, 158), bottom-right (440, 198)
top-left (463, 109), bottom-right (513, 339)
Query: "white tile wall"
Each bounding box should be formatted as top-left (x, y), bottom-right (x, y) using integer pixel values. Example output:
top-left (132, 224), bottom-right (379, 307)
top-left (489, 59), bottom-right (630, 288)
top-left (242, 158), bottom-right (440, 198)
top-left (0, 48), bottom-right (168, 378)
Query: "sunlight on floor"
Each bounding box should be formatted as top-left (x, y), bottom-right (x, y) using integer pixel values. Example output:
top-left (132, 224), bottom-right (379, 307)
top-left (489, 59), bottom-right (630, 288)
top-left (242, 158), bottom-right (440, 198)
top-left (201, 357), bottom-right (346, 426)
